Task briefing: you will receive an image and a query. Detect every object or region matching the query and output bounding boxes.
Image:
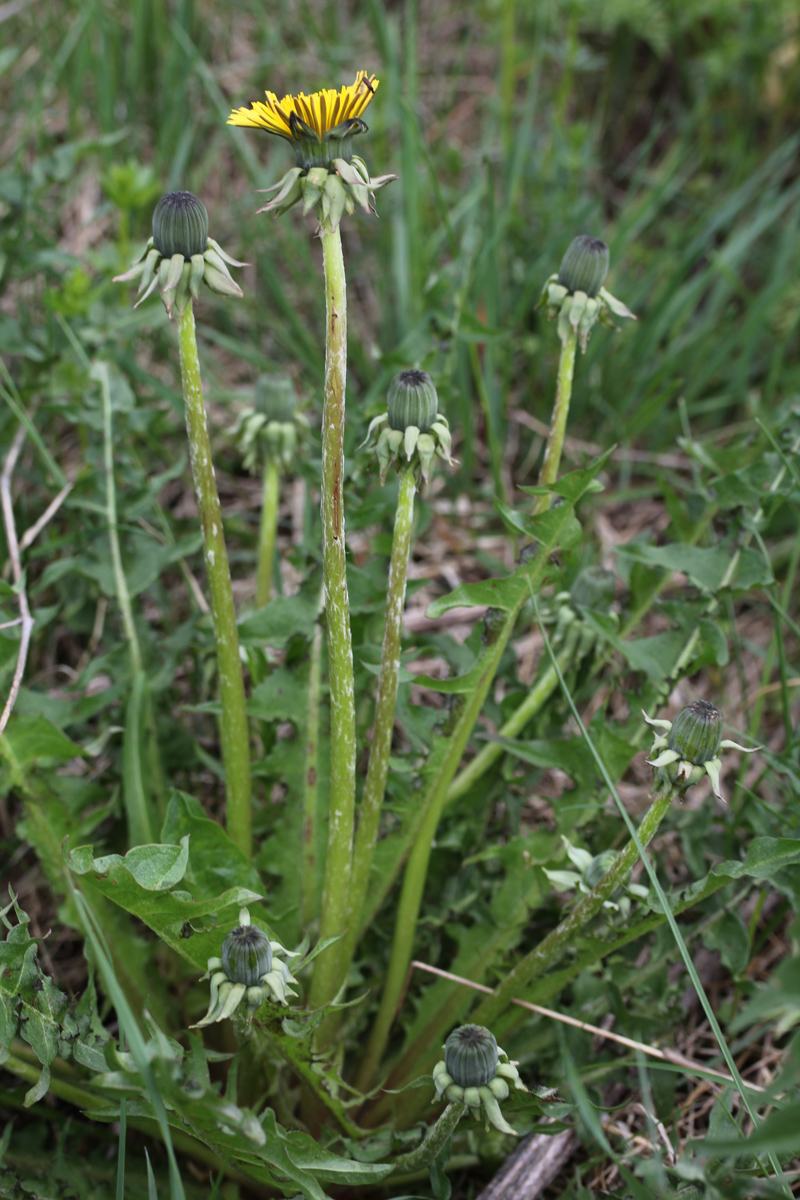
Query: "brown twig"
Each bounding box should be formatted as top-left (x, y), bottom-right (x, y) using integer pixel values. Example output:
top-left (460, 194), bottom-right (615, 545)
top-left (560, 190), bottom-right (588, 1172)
top-left (474, 1118), bottom-right (578, 1200)
top-left (0, 427), bottom-right (35, 737)
top-left (18, 481), bottom-right (73, 552)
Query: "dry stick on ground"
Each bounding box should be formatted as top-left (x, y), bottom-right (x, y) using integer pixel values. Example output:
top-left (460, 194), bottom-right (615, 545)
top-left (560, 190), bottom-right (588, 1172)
top-left (0, 426), bottom-right (35, 737)
top-left (18, 482), bottom-right (72, 552)
top-left (475, 1118), bottom-right (578, 1200)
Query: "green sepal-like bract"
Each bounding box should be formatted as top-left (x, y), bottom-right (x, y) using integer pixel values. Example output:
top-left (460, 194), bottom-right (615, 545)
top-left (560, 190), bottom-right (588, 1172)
top-left (232, 373), bottom-right (310, 474)
top-left (255, 152), bottom-right (396, 229)
top-left (190, 908), bottom-right (300, 1028)
top-left (361, 370), bottom-right (454, 486)
top-left (536, 234), bottom-right (635, 350)
top-left (644, 704), bottom-right (759, 802)
top-left (432, 1025), bottom-right (527, 1137)
top-left (114, 192), bottom-right (245, 318)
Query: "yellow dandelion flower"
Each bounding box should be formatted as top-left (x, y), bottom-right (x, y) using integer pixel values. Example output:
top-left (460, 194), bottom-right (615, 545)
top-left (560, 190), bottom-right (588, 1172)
top-left (228, 72), bottom-right (378, 165)
top-left (227, 70), bottom-right (395, 226)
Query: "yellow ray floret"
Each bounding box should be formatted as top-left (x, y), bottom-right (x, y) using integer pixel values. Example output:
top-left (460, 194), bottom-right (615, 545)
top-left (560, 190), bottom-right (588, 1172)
top-left (228, 71), bottom-right (379, 140)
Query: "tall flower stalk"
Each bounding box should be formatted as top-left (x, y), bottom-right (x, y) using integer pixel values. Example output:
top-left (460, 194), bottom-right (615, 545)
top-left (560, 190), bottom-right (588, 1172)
top-left (344, 466), bottom-right (415, 965)
top-left (228, 71), bottom-right (395, 1017)
top-left (257, 458), bottom-right (280, 606)
top-left (533, 235), bottom-right (634, 514)
top-left (332, 372), bottom-right (454, 1021)
top-left (178, 303), bottom-right (252, 857)
top-left (115, 191), bottom-right (252, 857)
top-left (309, 220), bottom-right (358, 1013)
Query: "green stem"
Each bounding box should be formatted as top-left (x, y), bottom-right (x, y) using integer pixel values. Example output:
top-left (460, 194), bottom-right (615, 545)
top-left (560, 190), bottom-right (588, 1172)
top-left (355, 608), bottom-right (520, 1092)
top-left (308, 222), bottom-right (357, 1016)
top-left (178, 301), bottom-right (251, 859)
top-left (338, 468), bottom-right (416, 989)
top-left (446, 623), bottom-right (581, 804)
top-left (389, 1103), bottom-right (466, 1175)
top-left (256, 456), bottom-right (280, 607)
top-left (469, 783), bottom-right (675, 1031)
top-left (302, 615), bottom-right (324, 926)
top-left (532, 329), bottom-right (577, 515)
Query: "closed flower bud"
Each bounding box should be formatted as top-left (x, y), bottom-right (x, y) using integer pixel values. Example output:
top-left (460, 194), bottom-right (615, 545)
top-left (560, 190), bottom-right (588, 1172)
top-left (445, 1025), bottom-right (499, 1088)
top-left (387, 369), bottom-right (439, 433)
top-left (222, 922), bottom-right (273, 987)
top-left (668, 700), bottom-right (723, 765)
top-left (152, 191), bottom-right (209, 260)
top-left (557, 236), bottom-right (609, 298)
top-left (255, 373), bottom-right (298, 423)
top-left (569, 566), bottom-right (616, 612)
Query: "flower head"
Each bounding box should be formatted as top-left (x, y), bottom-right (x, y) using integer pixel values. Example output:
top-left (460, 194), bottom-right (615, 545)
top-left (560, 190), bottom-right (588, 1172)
top-left (433, 1024), bottom-right (527, 1136)
top-left (361, 369), bottom-right (455, 485)
top-left (191, 908), bottom-right (300, 1028)
top-left (228, 72), bottom-right (378, 168)
top-left (227, 72), bottom-right (396, 227)
top-left (536, 234), bottom-right (635, 350)
top-left (233, 373), bottom-right (310, 474)
top-left (644, 703), bottom-right (758, 802)
top-left (114, 191), bottom-right (245, 318)
top-left (558, 235), bottom-right (609, 298)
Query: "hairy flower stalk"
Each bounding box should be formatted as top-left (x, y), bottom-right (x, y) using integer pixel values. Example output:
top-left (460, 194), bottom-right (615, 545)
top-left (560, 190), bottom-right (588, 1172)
top-left (389, 1103), bottom-right (466, 1176)
top-left (228, 72), bottom-right (395, 1019)
top-left (258, 458), bottom-right (280, 607)
top-left (319, 373), bottom-right (452, 1041)
top-left (533, 236), bottom-right (634, 516)
top-left (342, 468), bottom-right (415, 956)
top-left (178, 304), bottom-right (252, 857)
top-left (306, 221), bottom-right (358, 1016)
top-left (115, 193), bottom-right (251, 857)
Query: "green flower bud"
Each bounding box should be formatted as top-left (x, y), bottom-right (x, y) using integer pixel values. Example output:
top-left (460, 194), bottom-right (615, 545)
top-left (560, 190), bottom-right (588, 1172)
top-left (255, 373), bottom-right (298, 423)
top-left (152, 192), bottom-right (208, 260)
top-left (557, 236), bottom-right (609, 298)
top-left (387, 369), bottom-right (439, 434)
top-left (445, 1025), bottom-right (499, 1088)
top-left (668, 700), bottom-right (723, 765)
top-left (221, 922), bottom-right (273, 987)
top-left (569, 566), bottom-right (616, 612)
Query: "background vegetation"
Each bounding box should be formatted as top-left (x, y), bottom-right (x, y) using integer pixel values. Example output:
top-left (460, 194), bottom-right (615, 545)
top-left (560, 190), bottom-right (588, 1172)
top-left (1, 0), bottom-right (800, 1196)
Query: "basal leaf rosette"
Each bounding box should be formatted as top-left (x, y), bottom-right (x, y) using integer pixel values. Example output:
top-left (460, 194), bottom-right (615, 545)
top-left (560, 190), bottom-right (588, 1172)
top-left (227, 71), bottom-right (396, 229)
top-left (432, 1025), bottom-right (527, 1136)
top-left (536, 235), bottom-right (636, 350)
top-left (191, 908), bottom-right (300, 1028)
top-left (114, 191), bottom-right (245, 318)
top-left (362, 369), bottom-right (455, 485)
top-left (644, 700), bottom-right (758, 802)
